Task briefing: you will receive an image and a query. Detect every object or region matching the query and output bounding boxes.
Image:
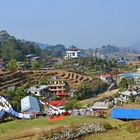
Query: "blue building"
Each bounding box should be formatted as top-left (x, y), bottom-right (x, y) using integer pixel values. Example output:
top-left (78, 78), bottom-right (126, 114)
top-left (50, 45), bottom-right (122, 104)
top-left (21, 96), bottom-right (40, 113)
top-left (112, 108), bottom-right (140, 120)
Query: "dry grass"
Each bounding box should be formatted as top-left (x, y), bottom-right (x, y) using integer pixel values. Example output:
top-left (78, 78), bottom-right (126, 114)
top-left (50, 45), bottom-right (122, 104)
top-left (82, 129), bottom-right (140, 140)
top-left (82, 119), bottom-right (140, 140)
top-left (80, 89), bottom-right (118, 107)
top-left (115, 102), bottom-right (140, 109)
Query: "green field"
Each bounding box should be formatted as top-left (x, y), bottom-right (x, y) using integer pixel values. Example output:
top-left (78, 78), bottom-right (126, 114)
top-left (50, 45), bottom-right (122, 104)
top-left (0, 116), bottom-right (139, 140)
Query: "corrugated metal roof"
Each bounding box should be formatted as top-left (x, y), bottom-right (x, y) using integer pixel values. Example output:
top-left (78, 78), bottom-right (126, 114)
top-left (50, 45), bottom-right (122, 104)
top-left (112, 108), bottom-right (140, 119)
top-left (21, 96), bottom-right (40, 113)
top-left (28, 85), bottom-right (48, 92)
top-left (91, 102), bottom-right (110, 110)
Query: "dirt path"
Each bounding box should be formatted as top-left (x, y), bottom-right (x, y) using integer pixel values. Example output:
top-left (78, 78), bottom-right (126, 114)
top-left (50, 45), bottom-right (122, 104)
top-left (80, 89), bottom-right (119, 107)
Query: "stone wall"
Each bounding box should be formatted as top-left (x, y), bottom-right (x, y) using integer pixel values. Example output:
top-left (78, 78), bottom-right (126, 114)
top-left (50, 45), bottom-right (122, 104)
top-left (47, 123), bottom-right (106, 140)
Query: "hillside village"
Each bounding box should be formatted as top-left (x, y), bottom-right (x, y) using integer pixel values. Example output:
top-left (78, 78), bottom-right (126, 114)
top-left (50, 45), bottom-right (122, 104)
top-left (1, 31), bottom-right (140, 139)
top-left (1, 0), bottom-right (140, 139)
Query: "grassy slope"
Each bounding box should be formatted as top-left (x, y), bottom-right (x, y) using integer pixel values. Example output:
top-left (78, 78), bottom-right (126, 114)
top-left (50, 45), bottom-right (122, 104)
top-left (0, 116), bottom-right (124, 140)
top-left (82, 130), bottom-right (140, 140)
top-left (0, 116), bottom-right (139, 140)
top-left (83, 120), bottom-right (140, 140)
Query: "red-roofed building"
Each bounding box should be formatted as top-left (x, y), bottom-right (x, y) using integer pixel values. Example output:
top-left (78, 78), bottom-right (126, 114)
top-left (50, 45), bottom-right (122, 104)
top-left (100, 74), bottom-right (112, 83)
top-left (48, 100), bottom-right (67, 110)
top-left (49, 100), bottom-right (66, 107)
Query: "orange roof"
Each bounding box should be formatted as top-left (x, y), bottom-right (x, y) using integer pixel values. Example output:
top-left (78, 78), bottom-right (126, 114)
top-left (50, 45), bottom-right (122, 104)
top-left (49, 100), bottom-right (67, 107)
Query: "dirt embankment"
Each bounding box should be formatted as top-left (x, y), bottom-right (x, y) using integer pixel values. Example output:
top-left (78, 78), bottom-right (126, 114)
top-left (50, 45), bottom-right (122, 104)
top-left (81, 89), bottom-right (118, 107)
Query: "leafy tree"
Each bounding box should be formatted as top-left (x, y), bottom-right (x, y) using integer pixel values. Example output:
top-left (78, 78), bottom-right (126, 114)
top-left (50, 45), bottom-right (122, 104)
top-left (64, 98), bottom-right (82, 111)
top-left (39, 76), bottom-right (50, 85)
top-left (6, 87), bottom-right (27, 111)
top-left (119, 78), bottom-right (128, 91)
top-left (44, 44), bottom-right (66, 57)
top-left (127, 78), bottom-right (135, 89)
top-left (8, 59), bottom-right (18, 72)
top-left (129, 93), bottom-right (135, 102)
top-left (24, 61), bottom-right (30, 69)
top-left (77, 81), bottom-right (108, 100)
top-left (1, 38), bottom-right (21, 61)
top-left (32, 60), bottom-right (41, 69)
top-left (0, 31), bottom-right (42, 61)
top-left (51, 95), bottom-right (61, 100)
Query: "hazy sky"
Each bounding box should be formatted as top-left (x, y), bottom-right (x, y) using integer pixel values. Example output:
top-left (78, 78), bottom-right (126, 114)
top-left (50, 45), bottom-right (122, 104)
top-left (0, 0), bottom-right (140, 49)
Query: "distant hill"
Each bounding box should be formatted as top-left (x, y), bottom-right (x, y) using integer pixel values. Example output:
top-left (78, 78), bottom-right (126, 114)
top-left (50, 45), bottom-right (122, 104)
top-left (0, 30), bottom-right (139, 61)
top-left (37, 42), bottom-right (51, 49)
top-left (0, 30), bottom-right (41, 61)
top-left (100, 45), bottom-right (130, 57)
top-left (44, 44), bottom-right (66, 57)
top-left (128, 41), bottom-right (140, 53)
top-left (0, 30), bottom-right (11, 42)
top-left (0, 30), bottom-right (67, 60)
top-left (98, 45), bottom-right (139, 60)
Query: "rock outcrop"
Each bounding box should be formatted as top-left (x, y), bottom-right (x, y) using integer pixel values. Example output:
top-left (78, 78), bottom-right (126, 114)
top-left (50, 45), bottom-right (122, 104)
top-left (47, 123), bottom-right (106, 140)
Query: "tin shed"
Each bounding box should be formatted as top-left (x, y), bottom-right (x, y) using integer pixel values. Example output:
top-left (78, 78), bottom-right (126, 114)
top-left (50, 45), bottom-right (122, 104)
top-left (21, 96), bottom-right (40, 113)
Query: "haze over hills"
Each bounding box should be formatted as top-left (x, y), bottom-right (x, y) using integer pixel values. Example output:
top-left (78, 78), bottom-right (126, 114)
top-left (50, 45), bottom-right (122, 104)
top-left (0, 30), bottom-right (66, 60)
top-left (0, 30), bottom-right (139, 60)
top-left (98, 45), bottom-right (131, 59)
top-left (37, 42), bottom-right (51, 49)
top-left (128, 41), bottom-right (140, 53)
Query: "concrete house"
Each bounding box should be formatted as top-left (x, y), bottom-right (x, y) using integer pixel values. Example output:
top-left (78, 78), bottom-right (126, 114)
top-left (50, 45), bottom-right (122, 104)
top-left (47, 77), bottom-right (66, 97)
top-left (65, 47), bottom-right (80, 59)
top-left (27, 85), bottom-right (48, 97)
top-left (117, 91), bottom-right (139, 102)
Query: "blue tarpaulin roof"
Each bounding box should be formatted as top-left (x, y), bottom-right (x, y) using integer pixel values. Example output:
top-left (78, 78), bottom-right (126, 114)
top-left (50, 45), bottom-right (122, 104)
top-left (112, 108), bottom-right (140, 119)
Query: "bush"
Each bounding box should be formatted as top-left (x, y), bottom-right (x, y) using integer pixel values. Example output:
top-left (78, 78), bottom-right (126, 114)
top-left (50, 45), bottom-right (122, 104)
top-left (64, 98), bottom-right (82, 111)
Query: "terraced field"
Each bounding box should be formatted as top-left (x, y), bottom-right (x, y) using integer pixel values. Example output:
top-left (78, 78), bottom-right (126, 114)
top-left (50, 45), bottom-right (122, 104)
top-left (0, 70), bottom-right (47, 92)
top-left (0, 69), bottom-right (100, 92)
top-left (47, 69), bottom-right (97, 89)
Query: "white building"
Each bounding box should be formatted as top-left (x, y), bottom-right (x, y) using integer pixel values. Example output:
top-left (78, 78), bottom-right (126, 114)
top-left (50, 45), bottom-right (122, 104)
top-left (27, 85), bottom-right (48, 97)
top-left (65, 47), bottom-right (80, 59)
top-left (117, 91), bottom-right (139, 102)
